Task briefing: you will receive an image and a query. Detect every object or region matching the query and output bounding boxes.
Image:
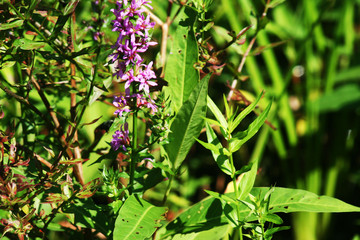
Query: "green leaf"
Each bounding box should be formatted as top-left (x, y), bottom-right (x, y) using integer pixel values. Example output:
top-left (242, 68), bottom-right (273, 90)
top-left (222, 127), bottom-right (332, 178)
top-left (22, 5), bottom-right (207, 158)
top-left (256, 187), bottom-right (360, 213)
top-left (89, 86), bottom-right (104, 106)
top-left (13, 38), bottom-right (46, 50)
top-left (113, 195), bottom-right (167, 240)
top-left (196, 138), bottom-right (220, 155)
top-left (0, 61), bottom-right (16, 69)
top-left (238, 160), bottom-right (258, 200)
top-left (228, 100), bottom-right (272, 153)
top-left (63, 198), bottom-right (111, 235)
top-left (207, 95), bottom-right (228, 130)
top-left (205, 122), bottom-right (232, 175)
top-left (51, 15), bottom-right (70, 40)
top-left (234, 163), bottom-right (253, 176)
top-left (265, 226), bottom-right (291, 238)
top-left (26, 0), bottom-right (41, 18)
top-left (165, 75), bottom-right (209, 170)
top-left (157, 187), bottom-right (360, 238)
top-left (156, 196), bottom-right (230, 239)
top-left (164, 6), bottom-right (200, 112)
top-left (204, 190), bottom-right (237, 204)
top-left (204, 117), bottom-right (222, 127)
top-left (147, 160), bottom-right (175, 177)
top-left (229, 91), bottom-right (263, 134)
top-left (267, 0), bottom-right (286, 8)
top-left (263, 213), bottom-right (283, 224)
top-left (0, 19), bottom-right (24, 31)
top-left (63, 0), bottom-right (79, 15)
top-left (223, 95), bottom-right (231, 120)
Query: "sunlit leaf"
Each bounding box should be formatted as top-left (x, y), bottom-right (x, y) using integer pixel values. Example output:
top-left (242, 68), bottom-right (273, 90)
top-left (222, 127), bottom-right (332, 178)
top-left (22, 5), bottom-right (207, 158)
top-left (267, 0), bottom-right (286, 8)
top-left (13, 38), bottom-right (46, 50)
top-left (205, 122), bottom-right (232, 175)
top-left (263, 213), bottom-right (283, 224)
top-left (229, 91), bottom-right (263, 134)
top-left (228, 100), bottom-right (272, 153)
top-left (76, 178), bottom-right (100, 199)
top-left (264, 226), bottom-right (291, 238)
top-left (204, 190), bottom-right (237, 204)
top-left (238, 160), bottom-right (258, 200)
top-left (157, 187), bottom-right (360, 238)
top-left (0, 19), bottom-right (24, 31)
top-left (63, 0), bottom-right (79, 15)
top-left (165, 75), bottom-right (209, 170)
top-left (60, 158), bottom-right (88, 165)
top-left (164, 6), bottom-right (200, 112)
top-left (195, 138), bottom-right (220, 155)
top-left (0, 61), bottom-right (16, 69)
top-left (207, 95), bottom-right (228, 130)
top-left (113, 195), bottom-right (167, 240)
top-left (51, 15), bottom-right (70, 40)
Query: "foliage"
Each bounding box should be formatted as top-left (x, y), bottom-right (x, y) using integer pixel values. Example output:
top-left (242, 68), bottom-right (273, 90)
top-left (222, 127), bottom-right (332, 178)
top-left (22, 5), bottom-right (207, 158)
top-left (1, 0), bottom-right (360, 239)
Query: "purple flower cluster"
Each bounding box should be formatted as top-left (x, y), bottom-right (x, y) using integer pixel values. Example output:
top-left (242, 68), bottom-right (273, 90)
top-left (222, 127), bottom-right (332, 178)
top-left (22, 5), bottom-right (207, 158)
top-left (111, 123), bottom-right (130, 151)
top-left (110, 0), bottom-right (157, 80)
top-left (110, 0), bottom-right (158, 151)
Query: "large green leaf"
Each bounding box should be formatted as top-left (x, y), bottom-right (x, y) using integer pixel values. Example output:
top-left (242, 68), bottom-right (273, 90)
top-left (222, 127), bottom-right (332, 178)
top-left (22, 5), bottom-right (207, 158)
top-left (156, 196), bottom-right (229, 239)
top-left (164, 6), bottom-right (200, 112)
top-left (165, 75), bottom-right (209, 170)
top-left (113, 195), bottom-right (167, 240)
top-left (254, 187), bottom-right (360, 213)
top-left (157, 187), bottom-right (360, 238)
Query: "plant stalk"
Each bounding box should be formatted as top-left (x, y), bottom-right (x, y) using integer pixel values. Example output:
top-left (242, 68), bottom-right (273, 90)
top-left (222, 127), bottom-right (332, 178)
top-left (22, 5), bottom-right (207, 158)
top-left (129, 84), bottom-right (138, 195)
top-left (229, 154), bottom-right (243, 240)
top-left (162, 174), bottom-right (174, 205)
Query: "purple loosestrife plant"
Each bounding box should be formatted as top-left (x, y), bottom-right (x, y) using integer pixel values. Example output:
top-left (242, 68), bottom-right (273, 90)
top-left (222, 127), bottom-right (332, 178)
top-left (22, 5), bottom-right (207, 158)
top-left (110, 0), bottom-right (158, 148)
top-left (108, 0), bottom-right (170, 196)
top-left (110, 0), bottom-right (157, 103)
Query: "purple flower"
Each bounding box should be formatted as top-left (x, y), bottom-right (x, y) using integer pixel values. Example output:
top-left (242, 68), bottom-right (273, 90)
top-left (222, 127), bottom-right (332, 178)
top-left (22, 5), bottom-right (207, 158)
top-left (136, 94), bottom-right (158, 112)
top-left (110, 0), bottom-right (156, 76)
top-left (113, 95), bottom-right (131, 117)
top-left (137, 62), bottom-right (157, 93)
top-left (111, 123), bottom-right (129, 151)
top-left (122, 68), bottom-right (138, 90)
top-left (110, 0), bottom-right (159, 153)
top-left (136, 15), bottom-right (156, 36)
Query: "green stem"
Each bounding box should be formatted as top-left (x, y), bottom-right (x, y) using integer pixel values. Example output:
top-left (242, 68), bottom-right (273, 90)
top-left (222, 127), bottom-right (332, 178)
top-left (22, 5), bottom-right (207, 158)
top-left (162, 174), bottom-right (174, 205)
top-left (129, 85), bottom-right (138, 194)
top-left (229, 154), bottom-right (243, 239)
top-left (239, 226), bottom-right (243, 240)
